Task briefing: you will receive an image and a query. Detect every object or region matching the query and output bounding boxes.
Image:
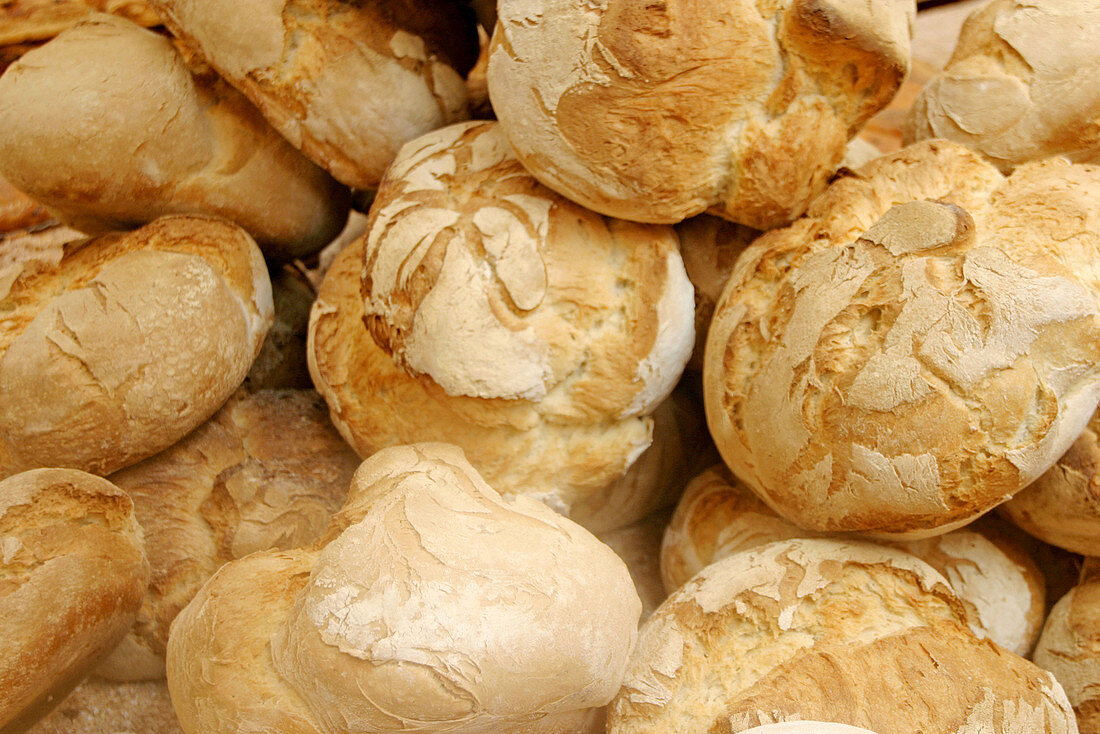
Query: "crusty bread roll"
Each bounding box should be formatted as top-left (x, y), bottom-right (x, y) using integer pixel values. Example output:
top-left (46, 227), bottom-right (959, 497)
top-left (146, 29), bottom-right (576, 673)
top-left (676, 215), bottom-right (758, 371)
top-left (0, 0), bottom-right (159, 45)
top-left (147, 0), bottom-right (479, 191)
top-left (0, 15), bottom-right (350, 260)
top-left (905, 0), bottom-right (1100, 173)
top-left (309, 121), bottom-right (697, 532)
top-left (167, 443), bottom-right (640, 733)
top-left (0, 469), bottom-right (149, 732)
top-left (487, 0), bottom-right (914, 228)
top-left (740, 725), bottom-right (877, 734)
top-left (27, 679), bottom-right (182, 734)
top-left (704, 139), bottom-right (1100, 538)
top-left (1033, 564), bottom-right (1100, 732)
top-left (608, 538), bottom-right (1076, 733)
top-left (0, 215), bottom-right (272, 479)
top-left (94, 388), bottom-right (358, 681)
top-left (661, 464), bottom-right (1047, 657)
top-left (1001, 405), bottom-right (1100, 556)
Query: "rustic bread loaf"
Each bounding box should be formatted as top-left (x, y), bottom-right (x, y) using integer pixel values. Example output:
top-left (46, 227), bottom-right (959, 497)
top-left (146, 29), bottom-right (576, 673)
top-left (309, 121), bottom-right (697, 532)
top-left (146, 0), bottom-right (479, 191)
top-left (1002, 405), bottom-right (1100, 556)
top-left (0, 469), bottom-right (149, 732)
top-left (608, 538), bottom-right (1076, 733)
top-left (94, 388), bottom-right (358, 681)
top-left (740, 725), bottom-right (878, 734)
top-left (905, 0), bottom-right (1100, 172)
top-left (0, 0), bottom-right (160, 45)
top-left (0, 15), bottom-right (350, 260)
top-left (167, 443), bottom-right (640, 733)
top-left (27, 679), bottom-right (182, 734)
top-left (704, 140), bottom-right (1100, 537)
top-left (487, 0), bottom-right (914, 228)
top-left (1033, 561), bottom-right (1100, 733)
top-left (660, 464), bottom-right (1047, 656)
top-left (0, 215), bottom-right (272, 479)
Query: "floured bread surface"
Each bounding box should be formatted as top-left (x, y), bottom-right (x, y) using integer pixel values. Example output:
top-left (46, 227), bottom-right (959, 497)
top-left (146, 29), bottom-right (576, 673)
top-left (487, 0), bottom-right (914, 228)
top-left (167, 443), bottom-right (640, 734)
top-left (0, 469), bottom-right (149, 732)
top-left (661, 465), bottom-right (1046, 656)
top-left (0, 215), bottom-right (273, 478)
top-left (704, 140), bottom-right (1100, 537)
top-left (0, 0), bottom-right (160, 45)
top-left (26, 679), bottom-right (182, 734)
top-left (1033, 569), bottom-right (1100, 732)
top-left (905, 0), bottom-right (1100, 172)
top-left (147, 0), bottom-right (479, 190)
top-left (608, 538), bottom-right (1076, 733)
top-left (1002, 405), bottom-right (1100, 556)
top-left (95, 388), bottom-right (358, 681)
top-left (740, 725), bottom-right (877, 734)
top-left (310, 122), bottom-right (696, 531)
top-left (0, 14), bottom-right (350, 260)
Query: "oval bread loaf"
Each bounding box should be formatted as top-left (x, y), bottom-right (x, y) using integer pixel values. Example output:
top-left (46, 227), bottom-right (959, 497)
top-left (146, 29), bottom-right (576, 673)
top-left (0, 215), bottom-right (273, 479)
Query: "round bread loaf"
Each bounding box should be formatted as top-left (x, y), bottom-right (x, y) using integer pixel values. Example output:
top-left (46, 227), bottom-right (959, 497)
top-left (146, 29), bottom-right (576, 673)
top-left (608, 538), bottom-right (1076, 733)
top-left (905, 0), bottom-right (1100, 173)
top-left (94, 388), bottom-right (359, 681)
top-left (167, 443), bottom-right (640, 733)
top-left (1001, 405), bottom-right (1100, 556)
top-left (0, 0), bottom-right (160, 45)
top-left (309, 121), bottom-right (697, 531)
top-left (704, 139), bottom-right (1100, 537)
top-left (0, 14), bottom-right (350, 261)
top-left (1033, 567), bottom-right (1100, 732)
top-left (660, 464), bottom-right (1047, 657)
top-left (147, 0), bottom-right (479, 191)
top-left (486, 0), bottom-right (914, 228)
top-left (0, 215), bottom-right (273, 479)
top-left (676, 215), bottom-right (758, 371)
top-left (27, 679), bottom-right (182, 734)
top-left (0, 469), bottom-right (149, 732)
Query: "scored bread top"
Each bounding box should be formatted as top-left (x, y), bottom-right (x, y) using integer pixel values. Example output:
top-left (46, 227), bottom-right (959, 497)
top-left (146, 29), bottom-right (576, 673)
top-left (0, 215), bottom-right (273, 478)
top-left (704, 139), bottom-right (1100, 537)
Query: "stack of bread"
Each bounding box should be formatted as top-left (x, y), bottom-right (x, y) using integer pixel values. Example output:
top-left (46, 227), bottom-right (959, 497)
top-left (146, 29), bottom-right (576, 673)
top-left (6, 0), bottom-right (1100, 732)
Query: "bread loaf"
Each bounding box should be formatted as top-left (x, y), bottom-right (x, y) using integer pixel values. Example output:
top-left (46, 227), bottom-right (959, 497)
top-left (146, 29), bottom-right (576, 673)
top-left (0, 469), bottom-right (149, 732)
top-left (167, 443), bottom-right (640, 733)
top-left (94, 388), bottom-right (358, 681)
top-left (487, 0), bottom-right (914, 228)
top-left (0, 215), bottom-right (272, 478)
top-left (0, 14), bottom-right (350, 260)
top-left (147, 0), bottom-right (479, 191)
top-left (704, 140), bottom-right (1100, 537)
top-left (26, 679), bottom-right (182, 734)
top-left (905, 0), bottom-right (1100, 172)
top-left (309, 121), bottom-right (697, 531)
top-left (609, 538), bottom-right (1076, 733)
top-left (0, 0), bottom-right (160, 45)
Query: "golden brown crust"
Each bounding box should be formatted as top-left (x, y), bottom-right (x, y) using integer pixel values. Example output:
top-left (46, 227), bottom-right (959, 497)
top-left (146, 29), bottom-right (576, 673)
top-left (96, 388), bottom-right (358, 681)
top-left (703, 140), bottom-right (1100, 536)
top-left (1034, 575), bottom-right (1100, 730)
top-left (0, 215), bottom-right (273, 478)
top-left (0, 14), bottom-right (351, 260)
top-left (487, 0), bottom-right (913, 227)
top-left (0, 0), bottom-right (160, 45)
top-left (0, 469), bottom-right (149, 732)
top-left (609, 538), bottom-right (1075, 733)
top-left (0, 174), bottom-right (50, 233)
top-left (147, 0), bottom-right (479, 190)
top-left (26, 679), bottom-right (182, 734)
top-left (167, 444), bottom-right (640, 733)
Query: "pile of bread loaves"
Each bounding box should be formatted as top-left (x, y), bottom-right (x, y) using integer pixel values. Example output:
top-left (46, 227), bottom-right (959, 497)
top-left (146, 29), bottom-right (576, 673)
top-left (4, 0), bottom-right (1100, 732)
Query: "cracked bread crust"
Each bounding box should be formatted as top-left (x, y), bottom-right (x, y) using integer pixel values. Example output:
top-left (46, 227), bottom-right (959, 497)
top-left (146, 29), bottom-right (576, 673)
top-left (0, 215), bottom-right (273, 478)
top-left (703, 139), bottom-right (1100, 538)
top-left (167, 443), bottom-right (640, 733)
top-left (0, 469), bottom-right (149, 732)
top-left (487, 0), bottom-right (913, 228)
top-left (608, 538), bottom-right (1076, 734)
top-left (0, 0), bottom-right (160, 45)
top-left (147, 0), bottom-right (479, 190)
